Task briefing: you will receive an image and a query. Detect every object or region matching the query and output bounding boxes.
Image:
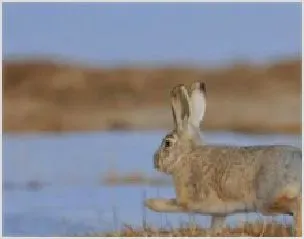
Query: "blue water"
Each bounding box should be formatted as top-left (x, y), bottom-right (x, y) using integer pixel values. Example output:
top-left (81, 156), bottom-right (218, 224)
top-left (3, 131), bottom-right (301, 236)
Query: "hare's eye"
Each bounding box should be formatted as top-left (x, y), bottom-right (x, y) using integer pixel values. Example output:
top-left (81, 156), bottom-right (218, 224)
top-left (165, 140), bottom-right (171, 148)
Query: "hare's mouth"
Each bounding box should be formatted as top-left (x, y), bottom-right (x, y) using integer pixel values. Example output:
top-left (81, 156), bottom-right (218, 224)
top-left (153, 153), bottom-right (162, 171)
top-left (153, 156), bottom-right (169, 174)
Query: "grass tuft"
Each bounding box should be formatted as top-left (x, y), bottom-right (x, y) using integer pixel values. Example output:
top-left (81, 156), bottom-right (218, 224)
top-left (98, 221), bottom-right (293, 237)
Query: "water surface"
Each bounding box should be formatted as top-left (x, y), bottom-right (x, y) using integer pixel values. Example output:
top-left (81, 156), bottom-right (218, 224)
top-left (3, 131), bottom-right (301, 236)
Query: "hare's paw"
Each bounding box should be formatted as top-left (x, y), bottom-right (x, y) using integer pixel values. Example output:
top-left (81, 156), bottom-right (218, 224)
top-left (144, 198), bottom-right (168, 211)
top-left (144, 198), bottom-right (182, 212)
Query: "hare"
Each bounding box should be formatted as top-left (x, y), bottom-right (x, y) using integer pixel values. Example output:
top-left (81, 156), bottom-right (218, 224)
top-left (144, 81), bottom-right (302, 236)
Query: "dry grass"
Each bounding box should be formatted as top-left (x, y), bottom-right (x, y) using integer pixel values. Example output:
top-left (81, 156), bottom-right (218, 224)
top-left (3, 58), bottom-right (301, 133)
top-left (95, 221), bottom-right (294, 237)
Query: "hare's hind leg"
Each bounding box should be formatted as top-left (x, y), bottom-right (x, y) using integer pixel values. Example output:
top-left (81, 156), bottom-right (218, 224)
top-left (256, 186), bottom-right (302, 236)
top-left (270, 195), bottom-right (302, 237)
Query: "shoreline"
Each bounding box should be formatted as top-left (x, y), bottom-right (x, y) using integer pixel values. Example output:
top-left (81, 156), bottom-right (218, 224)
top-left (4, 58), bottom-right (301, 134)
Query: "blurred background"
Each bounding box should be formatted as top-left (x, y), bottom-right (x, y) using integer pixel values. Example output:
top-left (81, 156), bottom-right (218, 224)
top-left (3, 2), bottom-right (302, 236)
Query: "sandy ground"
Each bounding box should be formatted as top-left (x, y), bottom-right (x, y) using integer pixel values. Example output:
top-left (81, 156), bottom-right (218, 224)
top-left (3, 58), bottom-right (301, 133)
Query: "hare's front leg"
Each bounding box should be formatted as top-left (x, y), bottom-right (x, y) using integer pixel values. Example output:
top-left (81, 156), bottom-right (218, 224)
top-left (184, 199), bottom-right (251, 215)
top-left (210, 215), bottom-right (226, 233)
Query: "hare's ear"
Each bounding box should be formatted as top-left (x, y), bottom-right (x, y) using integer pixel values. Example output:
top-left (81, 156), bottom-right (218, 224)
top-left (188, 81), bottom-right (207, 129)
top-left (170, 84), bottom-right (191, 131)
